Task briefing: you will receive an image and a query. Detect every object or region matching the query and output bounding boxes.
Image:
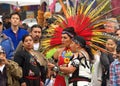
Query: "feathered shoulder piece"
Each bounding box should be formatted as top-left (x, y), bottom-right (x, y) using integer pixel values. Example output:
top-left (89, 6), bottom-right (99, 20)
top-left (42, 0), bottom-right (112, 54)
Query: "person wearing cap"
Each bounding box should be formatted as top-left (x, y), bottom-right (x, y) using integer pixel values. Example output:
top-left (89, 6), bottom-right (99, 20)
top-left (48, 35), bottom-right (94, 86)
top-left (0, 19), bottom-right (4, 30)
top-left (0, 45), bottom-right (22, 86)
top-left (0, 19), bottom-right (14, 60)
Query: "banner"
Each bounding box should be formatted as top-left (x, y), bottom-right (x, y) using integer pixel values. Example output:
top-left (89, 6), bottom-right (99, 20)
top-left (111, 0), bottom-right (120, 17)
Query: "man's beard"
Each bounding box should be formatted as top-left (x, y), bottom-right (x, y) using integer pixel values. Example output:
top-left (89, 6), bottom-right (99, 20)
top-left (34, 37), bottom-right (40, 42)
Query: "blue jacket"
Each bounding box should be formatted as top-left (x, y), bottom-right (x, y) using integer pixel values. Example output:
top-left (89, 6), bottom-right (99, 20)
top-left (0, 33), bottom-right (15, 60)
top-left (3, 27), bottom-right (29, 49)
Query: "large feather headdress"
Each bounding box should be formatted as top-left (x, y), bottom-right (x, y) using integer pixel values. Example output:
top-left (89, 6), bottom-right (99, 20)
top-left (42, 0), bottom-right (114, 54)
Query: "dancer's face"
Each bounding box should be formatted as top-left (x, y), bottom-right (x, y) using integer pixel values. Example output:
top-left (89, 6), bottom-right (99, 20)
top-left (70, 41), bottom-right (79, 53)
top-left (61, 34), bottom-right (72, 47)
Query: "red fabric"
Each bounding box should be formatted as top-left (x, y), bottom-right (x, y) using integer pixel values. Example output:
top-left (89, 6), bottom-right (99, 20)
top-left (50, 26), bottom-right (63, 46)
top-left (54, 56), bottom-right (66, 86)
top-left (111, 0), bottom-right (120, 16)
top-left (25, 76), bottom-right (39, 80)
top-left (50, 15), bottom-right (93, 46)
top-left (54, 51), bottom-right (68, 86)
top-left (54, 75), bottom-right (66, 86)
top-left (58, 56), bottom-right (65, 66)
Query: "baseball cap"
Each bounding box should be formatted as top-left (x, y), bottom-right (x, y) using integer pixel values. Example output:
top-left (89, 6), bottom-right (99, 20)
top-left (0, 46), bottom-right (5, 53)
top-left (0, 19), bottom-right (3, 24)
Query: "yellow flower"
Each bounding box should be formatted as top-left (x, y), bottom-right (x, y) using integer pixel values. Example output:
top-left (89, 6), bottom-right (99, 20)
top-left (64, 58), bottom-right (70, 64)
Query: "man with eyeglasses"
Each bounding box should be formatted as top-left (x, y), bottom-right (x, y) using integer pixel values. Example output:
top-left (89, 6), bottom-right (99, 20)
top-left (104, 18), bottom-right (119, 34)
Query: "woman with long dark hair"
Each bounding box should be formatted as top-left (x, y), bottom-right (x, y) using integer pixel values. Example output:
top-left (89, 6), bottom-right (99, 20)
top-left (14, 34), bottom-right (47, 86)
top-left (48, 35), bottom-right (94, 86)
top-left (48, 27), bottom-right (76, 86)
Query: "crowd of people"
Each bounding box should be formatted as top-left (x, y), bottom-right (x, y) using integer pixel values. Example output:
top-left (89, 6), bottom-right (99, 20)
top-left (0, 1), bottom-right (120, 86)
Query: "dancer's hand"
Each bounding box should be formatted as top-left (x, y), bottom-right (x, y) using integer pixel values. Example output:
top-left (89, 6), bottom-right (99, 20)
top-left (48, 62), bottom-right (55, 68)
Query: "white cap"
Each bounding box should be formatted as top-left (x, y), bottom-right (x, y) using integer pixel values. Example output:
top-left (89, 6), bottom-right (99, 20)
top-left (0, 19), bottom-right (3, 24)
top-left (0, 46), bottom-right (5, 53)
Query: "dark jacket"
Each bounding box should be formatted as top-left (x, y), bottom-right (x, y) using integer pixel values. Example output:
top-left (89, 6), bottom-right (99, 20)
top-left (100, 52), bottom-right (114, 76)
top-left (14, 49), bottom-right (47, 84)
top-left (100, 52), bottom-right (114, 86)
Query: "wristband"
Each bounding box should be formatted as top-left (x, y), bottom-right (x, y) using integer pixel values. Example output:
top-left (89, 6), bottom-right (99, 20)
top-left (52, 66), bottom-right (60, 72)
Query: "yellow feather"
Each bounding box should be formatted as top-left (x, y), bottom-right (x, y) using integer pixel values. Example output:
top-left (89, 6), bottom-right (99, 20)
top-left (91, 9), bottom-right (112, 22)
top-left (59, 0), bottom-right (69, 18)
top-left (92, 32), bottom-right (103, 35)
top-left (93, 22), bottom-right (105, 28)
top-left (79, 3), bottom-right (84, 15)
top-left (89, 0), bottom-right (110, 19)
top-left (84, 0), bottom-right (96, 15)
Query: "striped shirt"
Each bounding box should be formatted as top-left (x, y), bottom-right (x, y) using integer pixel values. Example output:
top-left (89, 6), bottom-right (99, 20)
top-left (110, 59), bottom-right (120, 86)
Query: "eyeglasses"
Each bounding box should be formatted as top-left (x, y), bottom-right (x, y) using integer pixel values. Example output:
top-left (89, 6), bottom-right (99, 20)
top-left (104, 24), bottom-right (117, 29)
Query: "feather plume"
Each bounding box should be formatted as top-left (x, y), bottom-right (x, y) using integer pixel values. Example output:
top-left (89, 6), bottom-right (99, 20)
top-left (41, 0), bottom-right (117, 55)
